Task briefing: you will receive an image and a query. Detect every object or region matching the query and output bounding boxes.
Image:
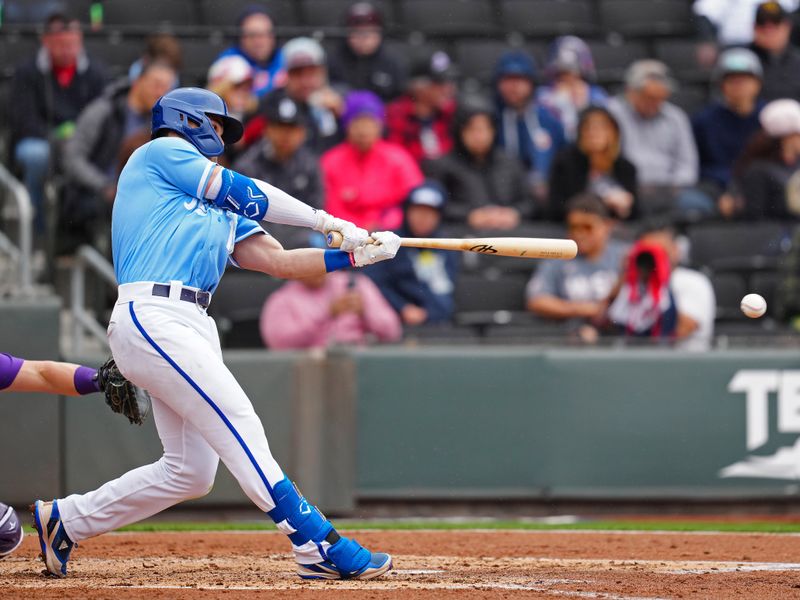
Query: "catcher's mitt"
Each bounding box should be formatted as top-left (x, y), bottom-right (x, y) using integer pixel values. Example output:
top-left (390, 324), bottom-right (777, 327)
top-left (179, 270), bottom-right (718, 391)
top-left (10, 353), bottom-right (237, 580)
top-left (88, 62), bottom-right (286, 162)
top-left (96, 357), bottom-right (152, 426)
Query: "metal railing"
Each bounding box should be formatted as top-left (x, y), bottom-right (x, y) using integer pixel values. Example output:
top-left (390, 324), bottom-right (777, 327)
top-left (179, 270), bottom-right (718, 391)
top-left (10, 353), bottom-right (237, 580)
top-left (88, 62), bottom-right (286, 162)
top-left (0, 162), bottom-right (33, 295)
top-left (70, 244), bottom-right (116, 355)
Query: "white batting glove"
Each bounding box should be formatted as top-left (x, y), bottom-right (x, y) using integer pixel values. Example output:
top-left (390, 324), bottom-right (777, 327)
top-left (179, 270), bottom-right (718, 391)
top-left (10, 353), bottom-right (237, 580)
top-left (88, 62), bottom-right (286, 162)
top-left (352, 231), bottom-right (401, 267)
top-left (313, 210), bottom-right (369, 252)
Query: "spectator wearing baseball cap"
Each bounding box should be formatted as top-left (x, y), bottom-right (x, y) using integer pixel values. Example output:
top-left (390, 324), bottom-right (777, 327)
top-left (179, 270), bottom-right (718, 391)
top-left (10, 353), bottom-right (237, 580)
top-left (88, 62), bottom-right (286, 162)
top-left (536, 36), bottom-right (609, 141)
top-left (608, 60), bottom-right (711, 219)
top-left (366, 180), bottom-right (460, 326)
top-left (749, 0), bottom-right (800, 102)
top-left (328, 2), bottom-right (407, 102)
top-left (322, 90), bottom-right (424, 231)
top-left (693, 0), bottom-right (798, 46)
top-left (385, 50), bottom-right (458, 163)
top-left (425, 95), bottom-right (534, 230)
top-left (256, 37), bottom-right (343, 155)
top-left (234, 96), bottom-right (322, 248)
top-left (215, 5), bottom-right (286, 97)
top-left (692, 48), bottom-right (764, 205)
top-left (730, 98), bottom-right (800, 220)
top-left (493, 51), bottom-right (566, 205)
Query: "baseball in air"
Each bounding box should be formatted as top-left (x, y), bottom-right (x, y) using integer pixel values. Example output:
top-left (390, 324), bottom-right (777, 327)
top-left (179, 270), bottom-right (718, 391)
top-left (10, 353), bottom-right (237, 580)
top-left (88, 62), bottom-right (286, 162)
top-left (740, 293), bottom-right (767, 318)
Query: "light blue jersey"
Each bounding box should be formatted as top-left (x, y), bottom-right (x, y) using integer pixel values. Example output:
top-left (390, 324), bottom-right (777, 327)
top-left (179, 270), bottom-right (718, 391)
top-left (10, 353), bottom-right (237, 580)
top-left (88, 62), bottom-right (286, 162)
top-left (112, 137), bottom-right (264, 293)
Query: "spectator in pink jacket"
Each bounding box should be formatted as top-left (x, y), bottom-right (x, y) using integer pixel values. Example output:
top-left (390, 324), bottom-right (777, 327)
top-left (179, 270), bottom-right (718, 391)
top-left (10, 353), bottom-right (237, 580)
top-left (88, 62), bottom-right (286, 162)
top-left (322, 90), bottom-right (424, 231)
top-left (260, 270), bottom-right (402, 350)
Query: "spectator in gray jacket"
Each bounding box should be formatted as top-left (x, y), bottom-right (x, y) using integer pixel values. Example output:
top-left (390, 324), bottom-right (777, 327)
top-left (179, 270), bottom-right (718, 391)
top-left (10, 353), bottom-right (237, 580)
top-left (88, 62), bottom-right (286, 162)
top-left (233, 96), bottom-right (323, 248)
top-left (608, 60), bottom-right (712, 219)
top-left (59, 61), bottom-right (176, 254)
top-left (424, 96), bottom-right (533, 230)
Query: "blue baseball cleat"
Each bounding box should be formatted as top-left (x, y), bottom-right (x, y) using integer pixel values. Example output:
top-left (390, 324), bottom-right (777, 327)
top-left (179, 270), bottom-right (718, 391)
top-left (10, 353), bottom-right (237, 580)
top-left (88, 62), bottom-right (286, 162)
top-left (31, 500), bottom-right (74, 577)
top-left (296, 534), bottom-right (393, 580)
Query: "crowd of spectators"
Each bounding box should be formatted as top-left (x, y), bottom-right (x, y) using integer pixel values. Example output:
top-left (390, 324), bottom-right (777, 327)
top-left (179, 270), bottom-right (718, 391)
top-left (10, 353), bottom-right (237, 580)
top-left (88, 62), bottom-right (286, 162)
top-left (4, 0), bottom-right (800, 351)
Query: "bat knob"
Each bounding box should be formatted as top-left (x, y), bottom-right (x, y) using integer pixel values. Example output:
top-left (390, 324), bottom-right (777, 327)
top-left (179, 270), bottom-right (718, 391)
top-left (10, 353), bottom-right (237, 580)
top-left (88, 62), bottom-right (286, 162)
top-left (327, 231), bottom-right (344, 248)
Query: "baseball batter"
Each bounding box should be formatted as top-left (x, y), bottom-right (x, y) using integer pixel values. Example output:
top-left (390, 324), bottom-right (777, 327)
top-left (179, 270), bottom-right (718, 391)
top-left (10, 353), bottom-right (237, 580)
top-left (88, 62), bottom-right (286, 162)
top-left (32, 87), bottom-right (399, 581)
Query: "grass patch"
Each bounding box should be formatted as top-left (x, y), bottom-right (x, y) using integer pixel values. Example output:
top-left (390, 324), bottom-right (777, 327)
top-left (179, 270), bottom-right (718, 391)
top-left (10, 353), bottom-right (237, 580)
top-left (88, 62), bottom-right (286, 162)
top-left (111, 519), bottom-right (800, 534)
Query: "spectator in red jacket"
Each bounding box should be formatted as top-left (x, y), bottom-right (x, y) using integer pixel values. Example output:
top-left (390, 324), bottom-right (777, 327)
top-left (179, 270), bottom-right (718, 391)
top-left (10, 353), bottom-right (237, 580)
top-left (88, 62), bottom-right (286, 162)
top-left (385, 50), bottom-right (457, 163)
top-left (322, 90), bottom-right (424, 230)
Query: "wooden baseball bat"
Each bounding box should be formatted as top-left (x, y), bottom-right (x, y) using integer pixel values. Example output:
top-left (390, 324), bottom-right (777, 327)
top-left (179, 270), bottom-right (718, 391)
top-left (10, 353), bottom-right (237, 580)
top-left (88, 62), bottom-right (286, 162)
top-left (326, 231), bottom-right (577, 260)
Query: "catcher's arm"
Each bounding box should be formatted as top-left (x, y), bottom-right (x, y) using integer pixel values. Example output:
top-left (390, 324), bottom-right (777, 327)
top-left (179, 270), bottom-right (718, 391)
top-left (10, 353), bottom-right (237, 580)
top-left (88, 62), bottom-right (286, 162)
top-left (96, 357), bottom-right (152, 426)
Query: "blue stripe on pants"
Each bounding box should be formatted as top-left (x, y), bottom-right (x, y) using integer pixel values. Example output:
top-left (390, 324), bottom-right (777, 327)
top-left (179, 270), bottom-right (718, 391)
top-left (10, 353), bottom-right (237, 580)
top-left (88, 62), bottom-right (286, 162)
top-left (128, 301), bottom-right (275, 501)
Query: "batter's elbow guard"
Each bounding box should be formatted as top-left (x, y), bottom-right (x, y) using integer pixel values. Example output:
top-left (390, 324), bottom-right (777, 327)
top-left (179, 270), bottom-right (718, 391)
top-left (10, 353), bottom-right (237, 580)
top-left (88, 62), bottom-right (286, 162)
top-left (214, 168), bottom-right (269, 221)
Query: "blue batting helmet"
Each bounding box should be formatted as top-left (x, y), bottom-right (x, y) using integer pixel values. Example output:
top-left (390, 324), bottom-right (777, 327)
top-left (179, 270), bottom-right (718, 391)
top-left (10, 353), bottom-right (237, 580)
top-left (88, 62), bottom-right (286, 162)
top-left (0, 503), bottom-right (22, 559)
top-left (151, 87), bottom-right (244, 157)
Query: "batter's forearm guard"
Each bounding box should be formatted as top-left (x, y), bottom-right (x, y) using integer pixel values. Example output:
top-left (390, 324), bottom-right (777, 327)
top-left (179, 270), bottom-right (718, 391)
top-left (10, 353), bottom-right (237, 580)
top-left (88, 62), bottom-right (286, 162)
top-left (214, 168), bottom-right (269, 221)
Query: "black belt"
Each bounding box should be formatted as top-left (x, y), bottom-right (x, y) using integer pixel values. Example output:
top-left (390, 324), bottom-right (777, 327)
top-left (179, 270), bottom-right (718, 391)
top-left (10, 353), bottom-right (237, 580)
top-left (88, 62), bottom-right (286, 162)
top-left (151, 284), bottom-right (211, 309)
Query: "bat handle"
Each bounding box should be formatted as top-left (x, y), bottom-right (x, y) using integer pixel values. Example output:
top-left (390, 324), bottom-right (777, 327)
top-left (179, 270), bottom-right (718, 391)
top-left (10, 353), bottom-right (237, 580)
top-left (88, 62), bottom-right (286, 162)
top-left (326, 231), bottom-right (344, 248)
top-left (326, 231), bottom-right (376, 248)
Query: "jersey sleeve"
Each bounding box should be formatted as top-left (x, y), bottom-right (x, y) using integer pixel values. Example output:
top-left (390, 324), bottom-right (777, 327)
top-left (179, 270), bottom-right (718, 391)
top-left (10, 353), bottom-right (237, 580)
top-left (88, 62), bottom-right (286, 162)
top-left (0, 353), bottom-right (24, 390)
top-left (145, 137), bottom-right (216, 199)
top-left (234, 214), bottom-right (265, 243)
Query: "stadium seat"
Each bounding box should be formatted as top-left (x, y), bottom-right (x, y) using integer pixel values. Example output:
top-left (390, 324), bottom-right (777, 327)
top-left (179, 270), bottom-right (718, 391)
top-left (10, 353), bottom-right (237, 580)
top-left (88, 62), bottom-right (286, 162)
top-left (178, 36), bottom-right (229, 85)
top-left (398, 0), bottom-right (499, 36)
top-left (299, 0), bottom-right (394, 30)
top-left (669, 84), bottom-right (708, 116)
top-left (200, 0), bottom-right (300, 28)
top-left (750, 271), bottom-right (783, 311)
top-left (83, 35), bottom-right (143, 74)
top-left (687, 221), bottom-right (790, 272)
top-left (454, 272), bottom-right (528, 313)
top-left (453, 39), bottom-right (515, 85)
top-left (100, 0), bottom-right (200, 28)
top-left (403, 323), bottom-right (481, 344)
top-left (711, 272), bottom-right (747, 320)
top-left (587, 39), bottom-right (648, 86)
top-left (598, 0), bottom-right (694, 37)
top-left (654, 39), bottom-right (712, 83)
top-left (499, 0), bottom-right (597, 37)
top-left (1, 0), bottom-right (90, 25)
top-left (483, 319), bottom-right (569, 343)
top-left (209, 271), bottom-right (285, 348)
top-left (0, 35), bottom-right (38, 77)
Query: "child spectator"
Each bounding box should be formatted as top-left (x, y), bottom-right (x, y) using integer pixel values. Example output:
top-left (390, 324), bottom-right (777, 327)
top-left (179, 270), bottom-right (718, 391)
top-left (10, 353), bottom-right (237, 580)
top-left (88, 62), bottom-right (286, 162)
top-left (366, 181), bottom-right (459, 326)
top-left (549, 106), bottom-right (637, 221)
top-left (322, 91), bottom-right (423, 230)
top-left (425, 96), bottom-right (533, 230)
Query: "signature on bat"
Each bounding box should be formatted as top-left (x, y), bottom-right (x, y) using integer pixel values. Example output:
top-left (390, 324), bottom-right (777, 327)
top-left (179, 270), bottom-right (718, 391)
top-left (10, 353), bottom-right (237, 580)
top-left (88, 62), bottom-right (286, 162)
top-left (469, 244), bottom-right (498, 254)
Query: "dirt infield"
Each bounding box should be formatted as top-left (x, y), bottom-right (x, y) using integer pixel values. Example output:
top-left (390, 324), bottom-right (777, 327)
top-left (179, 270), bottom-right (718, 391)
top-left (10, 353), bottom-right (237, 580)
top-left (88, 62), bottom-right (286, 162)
top-left (3, 529), bottom-right (800, 599)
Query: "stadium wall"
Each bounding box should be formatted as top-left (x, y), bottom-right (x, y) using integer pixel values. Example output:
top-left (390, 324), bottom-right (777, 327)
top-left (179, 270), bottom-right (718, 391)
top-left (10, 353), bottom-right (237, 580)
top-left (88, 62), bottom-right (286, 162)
top-left (3, 336), bottom-right (800, 511)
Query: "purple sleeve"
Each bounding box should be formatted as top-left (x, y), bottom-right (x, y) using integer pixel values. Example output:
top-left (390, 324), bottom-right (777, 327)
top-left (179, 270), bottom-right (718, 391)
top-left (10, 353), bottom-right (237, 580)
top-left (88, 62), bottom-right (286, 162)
top-left (0, 353), bottom-right (24, 390)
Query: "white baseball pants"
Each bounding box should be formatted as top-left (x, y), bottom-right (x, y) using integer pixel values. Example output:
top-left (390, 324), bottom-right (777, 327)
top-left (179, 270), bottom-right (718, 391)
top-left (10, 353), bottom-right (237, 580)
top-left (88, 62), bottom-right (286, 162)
top-left (57, 282), bottom-right (320, 562)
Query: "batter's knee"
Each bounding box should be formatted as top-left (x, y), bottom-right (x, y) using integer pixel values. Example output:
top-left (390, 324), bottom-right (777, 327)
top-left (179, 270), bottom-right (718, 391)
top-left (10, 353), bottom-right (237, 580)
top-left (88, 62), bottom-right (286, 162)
top-left (161, 455), bottom-right (219, 500)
